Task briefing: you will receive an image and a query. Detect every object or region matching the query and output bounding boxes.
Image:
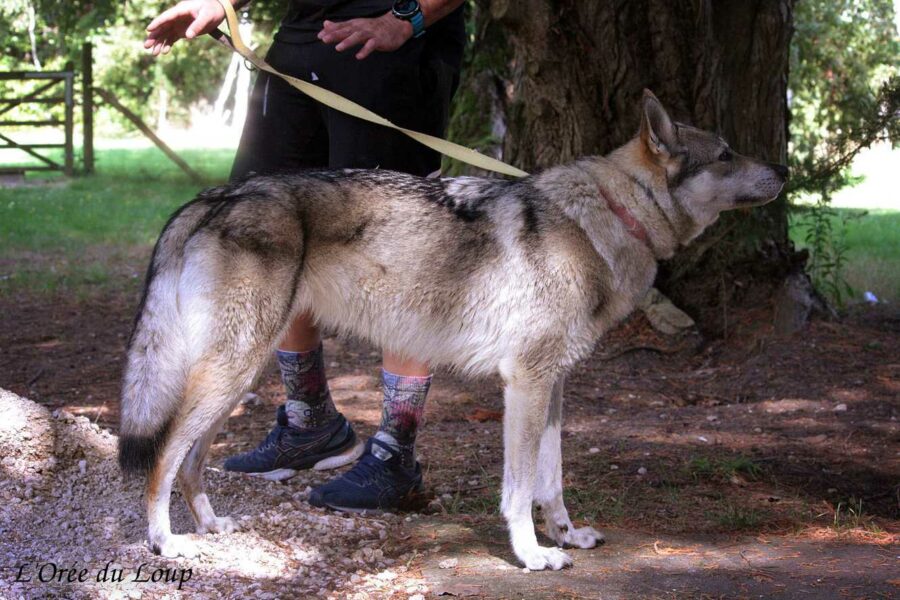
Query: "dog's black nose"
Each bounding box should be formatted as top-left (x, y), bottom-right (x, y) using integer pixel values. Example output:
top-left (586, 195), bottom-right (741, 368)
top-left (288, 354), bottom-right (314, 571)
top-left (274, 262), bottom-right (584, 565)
top-left (770, 163), bottom-right (789, 180)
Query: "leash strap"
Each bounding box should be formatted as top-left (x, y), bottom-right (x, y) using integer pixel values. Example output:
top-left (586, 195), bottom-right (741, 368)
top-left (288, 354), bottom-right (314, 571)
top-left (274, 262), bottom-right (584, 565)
top-left (210, 0), bottom-right (530, 179)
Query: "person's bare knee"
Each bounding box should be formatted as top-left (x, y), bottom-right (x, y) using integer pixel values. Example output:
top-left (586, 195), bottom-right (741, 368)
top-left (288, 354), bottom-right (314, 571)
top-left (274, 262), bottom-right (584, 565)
top-left (383, 352), bottom-right (430, 376)
top-left (280, 311), bottom-right (320, 352)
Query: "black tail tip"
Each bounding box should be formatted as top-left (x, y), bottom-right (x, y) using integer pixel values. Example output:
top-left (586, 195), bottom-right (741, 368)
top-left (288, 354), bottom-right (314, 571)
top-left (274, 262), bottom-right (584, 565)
top-left (118, 435), bottom-right (160, 473)
top-left (118, 419), bottom-right (172, 474)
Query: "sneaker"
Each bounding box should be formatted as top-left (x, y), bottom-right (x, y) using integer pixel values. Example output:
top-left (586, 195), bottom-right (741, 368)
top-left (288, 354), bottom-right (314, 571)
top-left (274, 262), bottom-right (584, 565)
top-left (223, 405), bottom-right (362, 481)
top-left (308, 437), bottom-right (424, 512)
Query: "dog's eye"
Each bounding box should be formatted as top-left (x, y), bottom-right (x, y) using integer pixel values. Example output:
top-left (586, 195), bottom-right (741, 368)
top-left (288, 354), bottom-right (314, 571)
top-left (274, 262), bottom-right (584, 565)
top-left (718, 150), bottom-right (733, 162)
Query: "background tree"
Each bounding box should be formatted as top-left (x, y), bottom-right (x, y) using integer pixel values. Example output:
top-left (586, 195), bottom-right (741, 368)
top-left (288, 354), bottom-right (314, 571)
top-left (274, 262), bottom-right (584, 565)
top-left (0, 0), bottom-right (289, 129)
top-left (788, 0), bottom-right (899, 306)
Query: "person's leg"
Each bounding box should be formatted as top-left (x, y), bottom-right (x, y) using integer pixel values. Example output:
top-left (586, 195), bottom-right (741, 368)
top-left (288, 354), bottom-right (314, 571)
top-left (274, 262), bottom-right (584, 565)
top-left (306, 39), bottom-right (460, 510)
top-left (377, 354), bottom-right (431, 468)
top-left (230, 47), bottom-right (333, 431)
top-left (229, 43), bottom-right (329, 181)
top-left (276, 313), bottom-right (337, 431)
top-left (224, 43), bottom-right (363, 478)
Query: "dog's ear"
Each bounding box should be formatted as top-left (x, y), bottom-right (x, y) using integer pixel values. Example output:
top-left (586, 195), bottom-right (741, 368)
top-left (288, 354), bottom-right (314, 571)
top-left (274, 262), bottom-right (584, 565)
top-left (640, 89), bottom-right (678, 159)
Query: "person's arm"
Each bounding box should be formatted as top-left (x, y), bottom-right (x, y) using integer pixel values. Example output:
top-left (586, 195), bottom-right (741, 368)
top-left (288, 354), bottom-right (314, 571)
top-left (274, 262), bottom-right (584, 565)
top-left (318, 0), bottom-right (466, 60)
top-left (144, 0), bottom-right (251, 56)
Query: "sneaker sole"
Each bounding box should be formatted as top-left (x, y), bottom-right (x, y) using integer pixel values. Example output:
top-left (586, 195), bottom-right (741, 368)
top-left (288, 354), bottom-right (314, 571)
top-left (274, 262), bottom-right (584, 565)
top-left (313, 440), bottom-right (365, 471)
top-left (321, 505), bottom-right (388, 516)
top-left (246, 440), bottom-right (365, 481)
top-left (315, 487), bottom-right (430, 514)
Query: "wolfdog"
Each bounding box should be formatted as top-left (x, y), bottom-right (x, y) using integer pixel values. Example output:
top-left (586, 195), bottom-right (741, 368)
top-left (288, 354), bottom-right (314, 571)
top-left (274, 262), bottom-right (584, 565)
top-left (119, 91), bottom-right (786, 570)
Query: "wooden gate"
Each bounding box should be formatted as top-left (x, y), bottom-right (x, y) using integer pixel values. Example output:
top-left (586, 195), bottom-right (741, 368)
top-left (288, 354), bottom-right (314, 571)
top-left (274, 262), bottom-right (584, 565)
top-left (0, 62), bottom-right (75, 176)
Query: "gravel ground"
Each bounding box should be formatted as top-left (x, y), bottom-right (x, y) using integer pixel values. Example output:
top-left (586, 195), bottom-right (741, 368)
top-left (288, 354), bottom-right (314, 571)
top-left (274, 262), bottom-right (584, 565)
top-left (0, 388), bottom-right (428, 599)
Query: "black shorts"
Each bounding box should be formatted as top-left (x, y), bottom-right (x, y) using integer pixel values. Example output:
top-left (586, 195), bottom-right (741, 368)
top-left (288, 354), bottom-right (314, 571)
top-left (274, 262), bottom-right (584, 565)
top-left (229, 37), bottom-right (461, 181)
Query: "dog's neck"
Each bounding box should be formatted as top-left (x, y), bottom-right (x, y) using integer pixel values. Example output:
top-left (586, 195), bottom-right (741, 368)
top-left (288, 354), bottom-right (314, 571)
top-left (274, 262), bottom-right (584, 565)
top-left (535, 142), bottom-right (712, 261)
top-left (595, 184), bottom-right (652, 249)
top-left (603, 140), bottom-right (708, 255)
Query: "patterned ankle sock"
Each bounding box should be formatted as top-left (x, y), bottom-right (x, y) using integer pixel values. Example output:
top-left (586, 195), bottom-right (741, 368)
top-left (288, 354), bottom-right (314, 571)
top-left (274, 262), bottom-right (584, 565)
top-left (278, 344), bottom-right (338, 429)
top-left (374, 369), bottom-right (432, 469)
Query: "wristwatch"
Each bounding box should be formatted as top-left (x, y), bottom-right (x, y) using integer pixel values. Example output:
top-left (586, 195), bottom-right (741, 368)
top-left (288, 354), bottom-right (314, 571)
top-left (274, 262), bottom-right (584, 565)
top-left (392, 0), bottom-right (425, 38)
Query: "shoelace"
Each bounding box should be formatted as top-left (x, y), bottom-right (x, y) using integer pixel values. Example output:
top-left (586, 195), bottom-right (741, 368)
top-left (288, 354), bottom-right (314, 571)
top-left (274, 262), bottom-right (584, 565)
top-left (343, 451), bottom-right (392, 486)
top-left (254, 424), bottom-right (287, 453)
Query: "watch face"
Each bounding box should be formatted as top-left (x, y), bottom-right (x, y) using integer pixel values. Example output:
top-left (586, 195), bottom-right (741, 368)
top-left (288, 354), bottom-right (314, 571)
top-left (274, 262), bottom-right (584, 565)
top-left (393, 0), bottom-right (419, 18)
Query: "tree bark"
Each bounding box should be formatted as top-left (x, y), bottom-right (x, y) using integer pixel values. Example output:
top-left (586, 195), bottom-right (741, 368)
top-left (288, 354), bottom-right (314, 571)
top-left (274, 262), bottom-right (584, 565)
top-left (456, 0), bottom-right (796, 335)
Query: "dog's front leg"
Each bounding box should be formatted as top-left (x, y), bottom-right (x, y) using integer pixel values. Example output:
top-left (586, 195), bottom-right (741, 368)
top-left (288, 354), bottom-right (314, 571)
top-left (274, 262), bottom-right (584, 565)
top-left (535, 376), bottom-right (604, 549)
top-left (501, 372), bottom-right (572, 570)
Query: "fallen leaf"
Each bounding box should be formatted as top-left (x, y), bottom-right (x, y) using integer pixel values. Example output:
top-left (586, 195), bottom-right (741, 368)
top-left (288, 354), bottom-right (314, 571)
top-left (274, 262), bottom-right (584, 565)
top-left (464, 408), bottom-right (503, 422)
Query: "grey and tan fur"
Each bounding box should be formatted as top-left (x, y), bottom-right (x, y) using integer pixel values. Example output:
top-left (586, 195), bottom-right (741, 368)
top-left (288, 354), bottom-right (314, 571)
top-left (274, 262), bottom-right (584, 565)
top-left (119, 91), bottom-right (787, 569)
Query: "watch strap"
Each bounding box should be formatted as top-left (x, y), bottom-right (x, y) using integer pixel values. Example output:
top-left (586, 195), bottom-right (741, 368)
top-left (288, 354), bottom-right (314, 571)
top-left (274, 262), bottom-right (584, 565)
top-left (410, 11), bottom-right (425, 37)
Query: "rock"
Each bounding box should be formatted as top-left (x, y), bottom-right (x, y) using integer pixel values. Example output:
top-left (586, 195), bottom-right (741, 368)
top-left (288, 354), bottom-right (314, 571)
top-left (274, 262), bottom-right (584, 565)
top-left (240, 392), bottom-right (261, 406)
top-left (639, 288), bottom-right (696, 335)
top-left (773, 270), bottom-right (836, 335)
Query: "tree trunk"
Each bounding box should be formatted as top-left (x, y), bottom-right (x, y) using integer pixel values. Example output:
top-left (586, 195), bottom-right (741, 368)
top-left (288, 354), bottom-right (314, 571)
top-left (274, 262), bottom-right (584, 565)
top-left (455, 0), bottom-right (797, 335)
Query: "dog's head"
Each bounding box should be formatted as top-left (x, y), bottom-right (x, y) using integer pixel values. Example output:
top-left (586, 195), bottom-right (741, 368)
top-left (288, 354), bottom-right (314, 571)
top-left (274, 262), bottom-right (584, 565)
top-left (638, 90), bottom-right (787, 228)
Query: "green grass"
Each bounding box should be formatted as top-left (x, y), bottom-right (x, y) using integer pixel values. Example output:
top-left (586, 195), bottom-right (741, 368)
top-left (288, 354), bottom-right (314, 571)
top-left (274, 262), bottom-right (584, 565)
top-left (0, 145), bottom-right (234, 294)
top-left (829, 497), bottom-right (882, 533)
top-left (563, 487), bottom-right (628, 524)
top-left (788, 142), bottom-right (899, 305)
top-left (789, 208), bottom-right (900, 304)
top-left (687, 455), bottom-right (763, 483)
top-left (712, 503), bottom-right (764, 531)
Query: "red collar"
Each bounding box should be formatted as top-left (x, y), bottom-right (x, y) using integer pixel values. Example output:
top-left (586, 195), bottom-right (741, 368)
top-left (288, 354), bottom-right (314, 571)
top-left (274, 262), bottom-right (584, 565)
top-left (597, 185), bottom-right (652, 248)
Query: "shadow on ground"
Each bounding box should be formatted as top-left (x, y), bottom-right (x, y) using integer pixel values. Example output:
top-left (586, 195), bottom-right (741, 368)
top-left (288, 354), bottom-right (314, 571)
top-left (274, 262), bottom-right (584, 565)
top-left (412, 518), bottom-right (898, 599)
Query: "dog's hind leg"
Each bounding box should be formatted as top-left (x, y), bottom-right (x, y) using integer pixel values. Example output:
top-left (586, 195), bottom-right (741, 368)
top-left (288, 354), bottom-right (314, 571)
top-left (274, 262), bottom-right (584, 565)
top-left (500, 365), bottom-right (572, 571)
top-left (534, 376), bottom-right (604, 550)
top-left (145, 414), bottom-right (204, 557)
top-left (147, 358), bottom-right (269, 558)
top-left (178, 411), bottom-right (236, 536)
top-left (145, 366), bottom-right (231, 558)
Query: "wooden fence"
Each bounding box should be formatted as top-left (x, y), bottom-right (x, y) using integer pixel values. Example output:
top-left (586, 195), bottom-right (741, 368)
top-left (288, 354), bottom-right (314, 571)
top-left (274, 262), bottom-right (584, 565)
top-left (0, 63), bottom-right (76, 176)
top-left (0, 43), bottom-right (201, 182)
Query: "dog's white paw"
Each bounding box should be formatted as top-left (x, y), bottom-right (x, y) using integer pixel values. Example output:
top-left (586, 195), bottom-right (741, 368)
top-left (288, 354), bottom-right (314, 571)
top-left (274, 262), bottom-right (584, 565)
top-left (548, 523), bottom-right (605, 549)
top-left (152, 534), bottom-right (200, 559)
top-left (515, 545), bottom-right (572, 571)
top-left (197, 516), bottom-right (237, 535)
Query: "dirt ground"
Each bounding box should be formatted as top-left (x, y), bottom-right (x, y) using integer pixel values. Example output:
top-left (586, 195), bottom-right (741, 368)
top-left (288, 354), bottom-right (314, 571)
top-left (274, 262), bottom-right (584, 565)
top-left (1, 287), bottom-right (898, 599)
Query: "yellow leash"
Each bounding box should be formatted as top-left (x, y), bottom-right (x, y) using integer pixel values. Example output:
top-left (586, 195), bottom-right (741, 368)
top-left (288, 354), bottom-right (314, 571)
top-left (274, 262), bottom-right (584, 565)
top-left (210, 0), bottom-right (529, 178)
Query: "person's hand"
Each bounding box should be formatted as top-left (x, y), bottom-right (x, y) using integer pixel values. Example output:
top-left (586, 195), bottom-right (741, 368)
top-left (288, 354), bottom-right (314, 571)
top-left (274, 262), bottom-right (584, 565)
top-left (318, 13), bottom-right (413, 60)
top-left (144, 0), bottom-right (226, 56)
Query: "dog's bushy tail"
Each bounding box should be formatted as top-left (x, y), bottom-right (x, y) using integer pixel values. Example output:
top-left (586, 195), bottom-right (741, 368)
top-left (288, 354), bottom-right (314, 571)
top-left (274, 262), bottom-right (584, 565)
top-left (118, 196), bottom-right (219, 474)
